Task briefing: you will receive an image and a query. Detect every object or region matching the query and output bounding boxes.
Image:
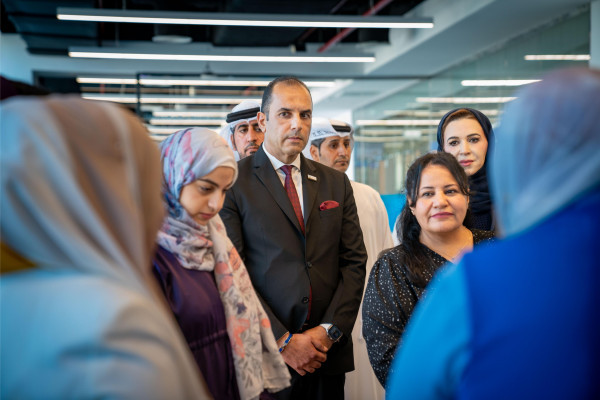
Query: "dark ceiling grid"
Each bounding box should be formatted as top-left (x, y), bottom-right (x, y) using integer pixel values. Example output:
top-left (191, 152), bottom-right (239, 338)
top-left (2, 0), bottom-right (426, 54)
top-left (2, 0), bottom-right (426, 129)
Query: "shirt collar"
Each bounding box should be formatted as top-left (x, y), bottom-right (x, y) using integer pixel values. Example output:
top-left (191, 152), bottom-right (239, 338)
top-left (263, 145), bottom-right (301, 172)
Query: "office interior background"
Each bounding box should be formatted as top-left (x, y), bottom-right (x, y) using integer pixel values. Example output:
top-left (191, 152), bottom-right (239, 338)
top-left (2, 0), bottom-right (598, 214)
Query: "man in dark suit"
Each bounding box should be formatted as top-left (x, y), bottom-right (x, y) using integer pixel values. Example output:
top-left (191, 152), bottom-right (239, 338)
top-left (220, 76), bottom-right (367, 400)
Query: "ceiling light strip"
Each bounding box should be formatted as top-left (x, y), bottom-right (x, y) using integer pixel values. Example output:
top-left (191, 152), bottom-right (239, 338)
top-left (355, 119), bottom-right (440, 126)
top-left (153, 111), bottom-right (229, 117)
top-left (77, 77), bottom-right (336, 87)
top-left (140, 79), bottom-right (337, 87)
top-left (82, 94), bottom-right (260, 104)
top-left (149, 118), bottom-right (225, 125)
top-left (57, 8), bottom-right (433, 29)
top-left (69, 51), bottom-right (375, 63)
top-left (416, 97), bottom-right (517, 104)
top-left (77, 77), bottom-right (137, 84)
top-left (383, 109), bottom-right (500, 117)
top-left (524, 54), bottom-right (590, 61)
top-left (461, 79), bottom-right (541, 86)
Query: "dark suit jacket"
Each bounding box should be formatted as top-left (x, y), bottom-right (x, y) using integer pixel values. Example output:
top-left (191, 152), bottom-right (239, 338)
top-left (220, 145), bottom-right (367, 374)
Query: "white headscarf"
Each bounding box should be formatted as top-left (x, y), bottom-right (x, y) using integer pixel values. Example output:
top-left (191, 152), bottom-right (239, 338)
top-left (219, 100), bottom-right (261, 161)
top-left (491, 68), bottom-right (600, 236)
top-left (304, 117), bottom-right (354, 160)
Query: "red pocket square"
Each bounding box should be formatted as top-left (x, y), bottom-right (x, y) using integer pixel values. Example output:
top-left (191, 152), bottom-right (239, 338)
top-left (319, 200), bottom-right (339, 211)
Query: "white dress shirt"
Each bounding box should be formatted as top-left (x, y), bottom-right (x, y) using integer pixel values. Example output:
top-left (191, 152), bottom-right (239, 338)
top-left (263, 146), bottom-right (305, 216)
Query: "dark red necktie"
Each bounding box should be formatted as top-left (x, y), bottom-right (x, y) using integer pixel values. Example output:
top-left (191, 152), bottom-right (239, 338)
top-left (281, 165), bottom-right (305, 234)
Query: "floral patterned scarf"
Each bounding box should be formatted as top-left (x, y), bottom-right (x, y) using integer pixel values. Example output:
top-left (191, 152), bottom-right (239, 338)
top-left (157, 128), bottom-right (290, 399)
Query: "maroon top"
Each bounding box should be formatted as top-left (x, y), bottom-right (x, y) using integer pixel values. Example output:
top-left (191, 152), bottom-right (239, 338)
top-left (153, 245), bottom-right (240, 400)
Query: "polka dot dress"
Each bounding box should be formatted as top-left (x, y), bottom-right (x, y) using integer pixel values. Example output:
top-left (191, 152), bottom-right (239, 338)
top-left (361, 229), bottom-right (495, 385)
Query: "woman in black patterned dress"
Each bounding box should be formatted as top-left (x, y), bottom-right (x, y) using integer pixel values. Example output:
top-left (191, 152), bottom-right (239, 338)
top-left (362, 152), bottom-right (494, 386)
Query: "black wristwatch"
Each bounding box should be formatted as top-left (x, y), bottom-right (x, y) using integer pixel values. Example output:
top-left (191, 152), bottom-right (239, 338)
top-left (326, 324), bottom-right (343, 343)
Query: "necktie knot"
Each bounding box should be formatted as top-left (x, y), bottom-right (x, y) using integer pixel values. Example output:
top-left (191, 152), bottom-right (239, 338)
top-left (280, 164), bottom-right (304, 235)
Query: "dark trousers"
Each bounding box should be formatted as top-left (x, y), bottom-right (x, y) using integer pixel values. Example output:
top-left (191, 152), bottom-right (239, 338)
top-left (273, 368), bottom-right (345, 400)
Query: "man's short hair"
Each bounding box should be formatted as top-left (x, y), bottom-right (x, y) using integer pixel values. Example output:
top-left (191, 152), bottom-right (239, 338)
top-left (261, 76), bottom-right (312, 118)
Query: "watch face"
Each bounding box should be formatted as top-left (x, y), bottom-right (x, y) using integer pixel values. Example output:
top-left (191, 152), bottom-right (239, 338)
top-left (328, 326), bottom-right (342, 341)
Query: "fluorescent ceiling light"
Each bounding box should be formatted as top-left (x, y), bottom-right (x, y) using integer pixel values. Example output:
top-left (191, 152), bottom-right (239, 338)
top-left (461, 79), bottom-right (540, 86)
top-left (57, 8), bottom-right (434, 29)
top-left (82, 94), bottom-right (260, 104)
top-left (140, 78), bottom-right (336, 87)
top-left (524, 54), bottom-right (590, 61)
top-left (383, 109), bottom-right (500, 117)
top-left (416, 97), bottom-right (517, 104)
top-left (358, 128), bottom-right (436, 135)
top-left (77, 76), bottom-right (336, 87)
top-left (149, 118), bottom-right (225, 126)
top-left (153, 110), bottom-right (229, 117)
top-left (355, 119), bottom-right (440, 126)
top-left (77, 77), bottom-right (137, 84)
top-left (69, 50), bottom-right (375, 63)
top-left (354, 136), bottom-right (419, 143)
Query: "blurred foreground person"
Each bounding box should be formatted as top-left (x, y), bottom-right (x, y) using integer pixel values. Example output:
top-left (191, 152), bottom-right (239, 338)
top-left (387, 68), bottom-right (600, 399)
top-left (155, 128), bottom-right (290, 400)
top-left (0, 96), bottom-right (211, 399)
top-left (362, 152), bottom-right (494, 386)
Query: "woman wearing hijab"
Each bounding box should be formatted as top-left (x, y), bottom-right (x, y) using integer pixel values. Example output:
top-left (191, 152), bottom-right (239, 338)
top-left (154, 128), bottom-right (290, 400)
top-left (0, 95), bottom-right (211, 399)
top-left (436, 107), bottom-right (495, 231)
top-left (362, 152), bottom-right (494, 386)
top-left (387, 68), bottom-right (600, 399)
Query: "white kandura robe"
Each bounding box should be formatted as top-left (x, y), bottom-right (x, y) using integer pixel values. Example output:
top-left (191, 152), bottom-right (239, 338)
top-left (345, 180), bottom-right (394, 400)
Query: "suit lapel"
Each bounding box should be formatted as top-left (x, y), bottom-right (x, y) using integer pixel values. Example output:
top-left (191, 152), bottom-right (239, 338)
top-left (301, 156), bottom-right (319, 231)
top-left (253, 146), bottom-right (304, 234)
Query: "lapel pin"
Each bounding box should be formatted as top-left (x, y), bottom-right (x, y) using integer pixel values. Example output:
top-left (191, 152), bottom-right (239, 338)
top-left (308, 174), bottom-right (317, 181)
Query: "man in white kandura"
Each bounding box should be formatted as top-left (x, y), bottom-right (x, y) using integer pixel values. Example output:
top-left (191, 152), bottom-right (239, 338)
top-left (308, 117), bottom-right (393, 400)
top-left (220, 100), bottom-right (264, 161)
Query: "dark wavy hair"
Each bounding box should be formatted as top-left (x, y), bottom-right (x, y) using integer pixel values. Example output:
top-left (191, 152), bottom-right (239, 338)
top-left (395, 151), bottom-right (470, 286)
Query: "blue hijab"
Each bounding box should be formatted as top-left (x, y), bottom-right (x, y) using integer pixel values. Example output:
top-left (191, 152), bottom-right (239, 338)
top-left (436, 108), bottom-right (495, 230)
top-left (491, 68), bottom-right (600, 236)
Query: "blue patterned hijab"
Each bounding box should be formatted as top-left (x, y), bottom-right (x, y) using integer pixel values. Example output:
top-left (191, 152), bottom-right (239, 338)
top-left (157, 127), bottom-right (290, 399)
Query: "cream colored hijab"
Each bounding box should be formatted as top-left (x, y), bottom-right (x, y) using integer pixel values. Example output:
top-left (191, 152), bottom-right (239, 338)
top-left (1, 95), bottom-right (163, 292)
top-left (0, 95), bottom-right (210, 397)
